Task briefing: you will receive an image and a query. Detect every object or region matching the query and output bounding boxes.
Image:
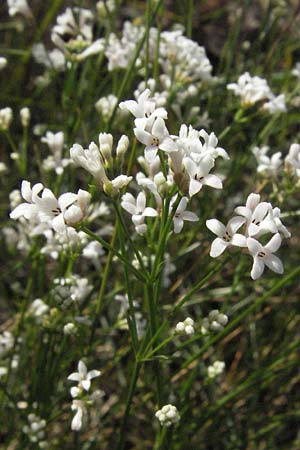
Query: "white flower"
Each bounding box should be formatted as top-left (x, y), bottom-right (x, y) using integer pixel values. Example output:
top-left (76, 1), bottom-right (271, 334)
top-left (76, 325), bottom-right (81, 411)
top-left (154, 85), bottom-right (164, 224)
top-left (68, 360), bottom-right (101, 397)
top-left (42, 131), bottom-right (71, 175)
top-left (247, 233), bottom-right (283, 280)
top-left (252, 146), bottom-right (282, 177)
top-left (183, 155), bottom-right (223, 197)
top-left (175, 317), bottom-right (194, 335)
top-left (263, 94), bottom-right (286, 114)
top-left (206, 217), bottom-right (247, 257)
top-left (120, 89), bottom-right (167, 130)
top-left (172, 197), bottom-right (198, 233)
top-left (155, 404), bottom-right (180, 427)
top-left (234, 193), bottom-right (277, 237)
top-left (134, 116), bottom-right (177, 162)
top-left (121, 191), bottom-right (158, 234)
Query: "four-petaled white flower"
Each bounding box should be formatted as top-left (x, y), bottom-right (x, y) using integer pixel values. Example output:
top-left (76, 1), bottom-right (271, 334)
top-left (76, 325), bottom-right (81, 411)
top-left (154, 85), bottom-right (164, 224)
top-left (206, 217), bottom-right (247, 257)
top-left (134, 117), bottom-right (177, 162)
top-left (68, 360), bottom-right (101, 398)
top-left (234, 193), bottom-right (279, 237)
top-left (121, 191), bottom-right (158, 234)
top-left (247, 233), bottom-right (283, 280)
top-left (172, 197), bottom-right (198, 233)
top-left (183, 155), bottom-right (223, 197)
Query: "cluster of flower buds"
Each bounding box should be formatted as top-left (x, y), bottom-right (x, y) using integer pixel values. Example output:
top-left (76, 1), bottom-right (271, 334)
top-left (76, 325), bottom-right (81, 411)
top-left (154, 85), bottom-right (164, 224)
top-left (201, 310), bottom-right (228, 334)
top-left (155, 404), bottom-right (180, 427)
top-left (22, 413), bottom-right (47, 448)
top-left (175, 317), bottom-right (195, 335)
top-left (70, 133), bottom-right (131, 196)
top-left (207, 361), bottom-right (225, 379)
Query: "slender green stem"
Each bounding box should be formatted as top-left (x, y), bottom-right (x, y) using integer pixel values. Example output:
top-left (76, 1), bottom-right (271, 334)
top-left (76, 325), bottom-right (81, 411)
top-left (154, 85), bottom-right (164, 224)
top-left (116, 362), bottom-right (141, 450)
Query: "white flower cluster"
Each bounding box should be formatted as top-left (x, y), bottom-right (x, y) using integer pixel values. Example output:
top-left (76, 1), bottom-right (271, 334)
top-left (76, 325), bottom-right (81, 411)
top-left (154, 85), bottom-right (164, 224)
top-left (201, 310), bottom-right (228, 334)
top-left (51, 7), bottom-right (104, 62)
top-left (22, 413), bottom-right (47, 448)
top-left (119, 89), bottom-right (227, 235)
top-left (207, 361), bottom-right (225, 379)
top-left (10, 181), bottom-right (91, 234)
top-left (175, 317), bottom-right (195, 335)
top-left (155, 404), bottom-right (180, 427)
top-left (206, 192), bottom-right (290, 280)
top-left (68, 360), bottom-right (102, 431)
top-left (227, 72), bottom-right (286, 113)
top-left (252, 145), bottom-right (282, 177)
top-left (252, 142), bottom-right (300, 181)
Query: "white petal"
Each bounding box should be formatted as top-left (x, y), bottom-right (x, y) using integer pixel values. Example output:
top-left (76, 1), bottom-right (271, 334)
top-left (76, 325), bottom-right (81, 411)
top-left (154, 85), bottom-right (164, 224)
top-left (58, 193), bottom-right (77, 211)
top-left (121, 201), bottom-right (137, 215)
top-left (246, 193), bottom-right (260, 210)
top-left (247, 237), bottom-right (263, 255)
top-left (143, 207), bottom-right (158, 217)
top-left (81, 379), bottom-right (91, 391)
top-left (182, 211), bottom-right (198, 222)
top-left (210, 238), bottom-right (228, 257)
top-left (231, 233), bottom-right (247, 247)
top-left (134, 128), bottom-right (153, 146)
top-left (264, 254), bottom-right (283, 274)
top-left (87, 370), bottom-right (101, 380)
top-left (251, 257), bottom-right (265, 280)
top-left (68, 373), bottom-right (81, 382)
top-left (227, 216), bottom-right (245, 234)
top-left (152, 117), bottom-right (168, 140)
top-left (203, 174), bottom-right (223, 189)
top-left (189, 178), bottom-right (202, 197)
top-left (206, 219), bottom-right (226, 237)
top-left (52, 213), bottom-right (66, 233)
top-left (160, 137), bottom-right (177, 152)
top-left (264, 233), bottom-right (282, 253)
top-left (173, 218), bottom-right (184, 234)
top-left (78, 361), bottom-right (87, 376)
